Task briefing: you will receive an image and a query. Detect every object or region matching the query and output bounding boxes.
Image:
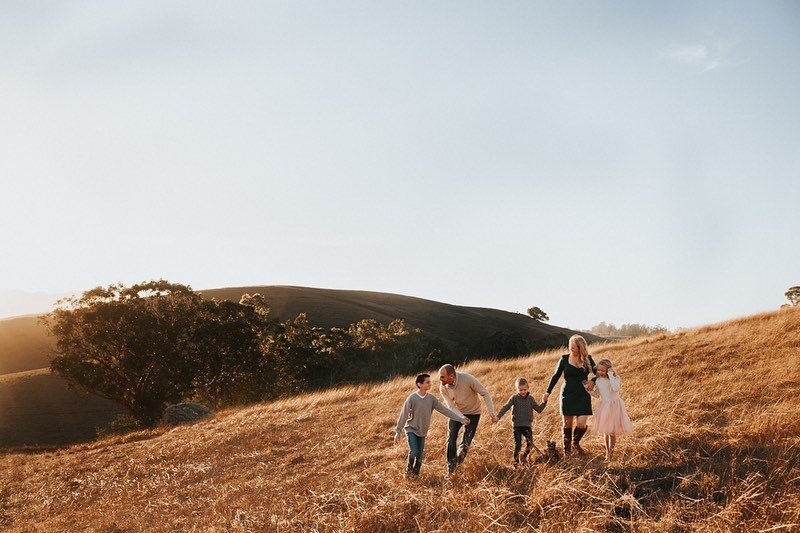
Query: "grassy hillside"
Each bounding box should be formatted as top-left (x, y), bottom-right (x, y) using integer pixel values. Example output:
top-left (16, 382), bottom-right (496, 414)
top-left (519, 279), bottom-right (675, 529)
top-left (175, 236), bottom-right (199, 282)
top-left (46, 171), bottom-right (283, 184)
top-left (0, 369), bottom-right (123, 448)
top-left (1, 307), bottom-right (798, 531)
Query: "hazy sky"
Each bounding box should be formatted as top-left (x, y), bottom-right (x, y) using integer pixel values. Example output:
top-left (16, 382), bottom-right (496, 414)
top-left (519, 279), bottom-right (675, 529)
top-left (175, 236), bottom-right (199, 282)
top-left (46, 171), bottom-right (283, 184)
top-left (1, 1), bottom-right (798, 329)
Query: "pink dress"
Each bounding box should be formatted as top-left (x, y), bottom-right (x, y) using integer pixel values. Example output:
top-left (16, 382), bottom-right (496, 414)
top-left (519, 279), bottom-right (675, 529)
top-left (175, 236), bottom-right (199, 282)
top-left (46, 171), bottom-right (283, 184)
top-left (590, 372), bottom-right (633, 435)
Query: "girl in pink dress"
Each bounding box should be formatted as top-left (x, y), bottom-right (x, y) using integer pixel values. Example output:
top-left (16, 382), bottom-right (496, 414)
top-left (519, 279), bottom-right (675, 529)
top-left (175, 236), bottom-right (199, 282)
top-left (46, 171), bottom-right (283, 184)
top-left (589, 358), bottom-right (633, 461)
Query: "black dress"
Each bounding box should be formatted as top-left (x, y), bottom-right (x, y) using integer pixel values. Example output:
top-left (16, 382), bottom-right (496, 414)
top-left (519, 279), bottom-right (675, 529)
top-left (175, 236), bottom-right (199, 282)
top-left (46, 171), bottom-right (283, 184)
top-left (546, 354), bottom-right (597, 416)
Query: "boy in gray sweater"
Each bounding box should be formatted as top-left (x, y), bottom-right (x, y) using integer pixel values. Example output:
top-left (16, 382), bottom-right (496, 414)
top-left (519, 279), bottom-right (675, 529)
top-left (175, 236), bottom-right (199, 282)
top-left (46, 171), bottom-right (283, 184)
top-left (394, 373), bottom-right (469, 477)
top-left (495, 377), bottom-right (547, 464)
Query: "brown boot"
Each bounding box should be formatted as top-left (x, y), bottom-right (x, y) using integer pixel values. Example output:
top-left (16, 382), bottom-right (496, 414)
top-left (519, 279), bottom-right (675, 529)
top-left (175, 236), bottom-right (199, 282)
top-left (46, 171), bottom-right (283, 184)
top-left (573, 426), bottom-right (588, 455)
top-left (563, 427), bottom-right (573, 455)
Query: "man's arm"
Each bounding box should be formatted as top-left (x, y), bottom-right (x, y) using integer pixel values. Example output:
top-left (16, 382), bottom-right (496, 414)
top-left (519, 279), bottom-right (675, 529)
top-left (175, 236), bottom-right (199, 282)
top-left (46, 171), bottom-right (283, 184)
top-left (470, 375), bottom-right (496, 416)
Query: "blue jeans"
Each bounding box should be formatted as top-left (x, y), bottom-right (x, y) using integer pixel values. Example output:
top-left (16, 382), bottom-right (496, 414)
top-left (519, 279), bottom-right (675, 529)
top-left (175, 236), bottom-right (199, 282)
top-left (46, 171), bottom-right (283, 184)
top-left (407, 432), bottom-right (426, 475)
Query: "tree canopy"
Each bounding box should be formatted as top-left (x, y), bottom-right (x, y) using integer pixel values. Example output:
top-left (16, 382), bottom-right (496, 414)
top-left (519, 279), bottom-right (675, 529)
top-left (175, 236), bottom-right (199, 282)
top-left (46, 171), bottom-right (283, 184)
top-left (587, 321), bottom-right (669, 338)
top-left (527, 306), bottom-right (549, 321)
top-left (786, 286), bottom-right (800, 307)
top-left (43, 281), bottom-right (444, 425)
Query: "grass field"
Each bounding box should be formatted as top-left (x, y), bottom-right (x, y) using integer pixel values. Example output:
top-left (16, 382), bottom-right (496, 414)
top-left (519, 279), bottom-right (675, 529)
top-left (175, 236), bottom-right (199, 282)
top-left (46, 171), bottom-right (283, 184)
top-left (1, 306), bottom-right (798, 531)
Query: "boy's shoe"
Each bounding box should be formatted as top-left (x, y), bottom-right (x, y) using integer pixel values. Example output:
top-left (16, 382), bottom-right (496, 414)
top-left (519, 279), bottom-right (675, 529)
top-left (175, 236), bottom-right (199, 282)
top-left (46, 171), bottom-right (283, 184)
top-left (520, 451), bottom-right (529, 463)
top-left (456, 447), bottom-right (468, 463)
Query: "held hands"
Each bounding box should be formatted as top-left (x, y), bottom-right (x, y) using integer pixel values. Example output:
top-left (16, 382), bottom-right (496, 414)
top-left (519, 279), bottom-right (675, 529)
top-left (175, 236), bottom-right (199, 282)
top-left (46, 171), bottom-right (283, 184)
top-left (393, 434), bottom-right (400, 445)
top-left (462, 418), bottom-right (471, 426)
top-left (542, 393), bottom-right (550, 403)
top-left (491, 414), bottom-right (498, 424)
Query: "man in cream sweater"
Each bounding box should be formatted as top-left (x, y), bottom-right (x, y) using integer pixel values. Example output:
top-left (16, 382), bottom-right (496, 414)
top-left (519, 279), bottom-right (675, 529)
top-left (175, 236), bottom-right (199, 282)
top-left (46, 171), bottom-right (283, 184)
top-left (438, 364), bottom-right (497, 473)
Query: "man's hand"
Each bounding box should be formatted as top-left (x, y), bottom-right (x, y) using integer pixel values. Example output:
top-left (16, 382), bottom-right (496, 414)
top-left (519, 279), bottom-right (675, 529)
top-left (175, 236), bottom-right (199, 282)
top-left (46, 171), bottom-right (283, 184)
top-left (393, 435), bottom-right (400, 445)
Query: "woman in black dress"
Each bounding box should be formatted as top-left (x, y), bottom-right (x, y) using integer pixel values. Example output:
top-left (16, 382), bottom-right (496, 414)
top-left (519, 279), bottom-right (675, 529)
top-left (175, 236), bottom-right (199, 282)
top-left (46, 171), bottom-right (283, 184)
top-left (542, 335), bottom-right (596, 455)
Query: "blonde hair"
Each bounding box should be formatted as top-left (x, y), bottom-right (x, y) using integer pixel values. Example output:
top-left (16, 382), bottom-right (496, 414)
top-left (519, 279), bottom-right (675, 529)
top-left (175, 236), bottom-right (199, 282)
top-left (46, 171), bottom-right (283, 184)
top-left (596, 358), bottom-right (613, 370)
top-left (568, 335), bottom-right (590, 369)
top-left (514, 377), bottom-right (528, 387)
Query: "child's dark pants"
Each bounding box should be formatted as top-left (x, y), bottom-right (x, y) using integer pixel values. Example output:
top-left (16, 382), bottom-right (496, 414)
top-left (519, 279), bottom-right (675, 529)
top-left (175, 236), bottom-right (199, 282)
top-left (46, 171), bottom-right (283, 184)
top-left (513, 426), bottom-right (533, 462)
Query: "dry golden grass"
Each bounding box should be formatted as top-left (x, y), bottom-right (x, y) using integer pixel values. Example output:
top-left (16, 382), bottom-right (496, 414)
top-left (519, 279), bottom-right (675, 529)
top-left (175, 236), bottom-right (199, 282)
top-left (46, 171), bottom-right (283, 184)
top-left (1, 307), bottom-right (799, 532)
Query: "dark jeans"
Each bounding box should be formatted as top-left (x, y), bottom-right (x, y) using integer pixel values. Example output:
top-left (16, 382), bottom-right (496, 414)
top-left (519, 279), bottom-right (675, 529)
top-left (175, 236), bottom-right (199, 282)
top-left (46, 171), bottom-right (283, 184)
top-left (406, 432), bottom-right (426, 474)
top-left (513, 426), bottom-right (533, 462)
top-left (447, 414), bottom-right (480, 467)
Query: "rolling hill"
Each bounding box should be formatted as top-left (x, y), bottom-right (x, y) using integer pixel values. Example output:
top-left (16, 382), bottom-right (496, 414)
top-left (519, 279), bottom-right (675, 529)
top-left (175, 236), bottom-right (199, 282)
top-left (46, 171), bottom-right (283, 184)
top-left (0, 289), bottom-right (65, 321)
top-left (201, 285), bottom-right (604, 351)
top-left (0, 286), bottom-right (598, 447)
top-left (0, 307), bottom-right (797, 531)
top-left (0, 369), bottom-right (123, 448)
top-left (0, 315), bottom-right (54, 375)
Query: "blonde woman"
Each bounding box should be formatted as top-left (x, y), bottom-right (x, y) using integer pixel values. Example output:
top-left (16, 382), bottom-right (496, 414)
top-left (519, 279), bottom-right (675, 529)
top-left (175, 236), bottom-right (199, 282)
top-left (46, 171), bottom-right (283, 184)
top-left (542, 335), bottom-right (596, 455)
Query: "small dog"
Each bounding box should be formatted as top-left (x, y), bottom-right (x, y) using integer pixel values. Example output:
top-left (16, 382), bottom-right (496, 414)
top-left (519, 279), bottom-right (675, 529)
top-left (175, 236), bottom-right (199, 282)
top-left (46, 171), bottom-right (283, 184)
top-left (534, 441), bottom-right (561, 464)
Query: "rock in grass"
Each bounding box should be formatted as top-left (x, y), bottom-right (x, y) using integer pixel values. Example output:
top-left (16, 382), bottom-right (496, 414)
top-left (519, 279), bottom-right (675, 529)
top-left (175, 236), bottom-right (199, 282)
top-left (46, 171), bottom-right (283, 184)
top-left (161, 403), bottom-right (212, 426)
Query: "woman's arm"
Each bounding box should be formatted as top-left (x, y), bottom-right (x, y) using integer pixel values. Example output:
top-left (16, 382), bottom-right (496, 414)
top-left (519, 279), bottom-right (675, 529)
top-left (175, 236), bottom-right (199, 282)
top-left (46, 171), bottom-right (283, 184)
top-left (589, 354), bottom-right (597, 374)
top-left (532, 395), bottom-right (547, 413)
top-left (545, 357), bottom-right (565, 395)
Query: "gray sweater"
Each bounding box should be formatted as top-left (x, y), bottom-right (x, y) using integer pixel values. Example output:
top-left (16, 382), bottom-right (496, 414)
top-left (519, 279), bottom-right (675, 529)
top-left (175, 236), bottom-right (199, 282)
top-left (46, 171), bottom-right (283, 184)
top-left (395, 391), bottom-right (467, 438)
top-left (496, 393), bottom-right (547, 427)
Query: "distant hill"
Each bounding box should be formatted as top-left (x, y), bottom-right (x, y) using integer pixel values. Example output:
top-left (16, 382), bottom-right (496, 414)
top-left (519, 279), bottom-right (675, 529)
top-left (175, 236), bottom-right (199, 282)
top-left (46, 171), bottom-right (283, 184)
top-left (0, 315), bottom-right (53, 375)
top-left (0, 285), bottom-right (600, 447)
top-left (200, 286), bottom-right (604, 353)
top-left (0, 288), bottom-right (65, 319)
top-left (0, 369), bottom-right (123, 447)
